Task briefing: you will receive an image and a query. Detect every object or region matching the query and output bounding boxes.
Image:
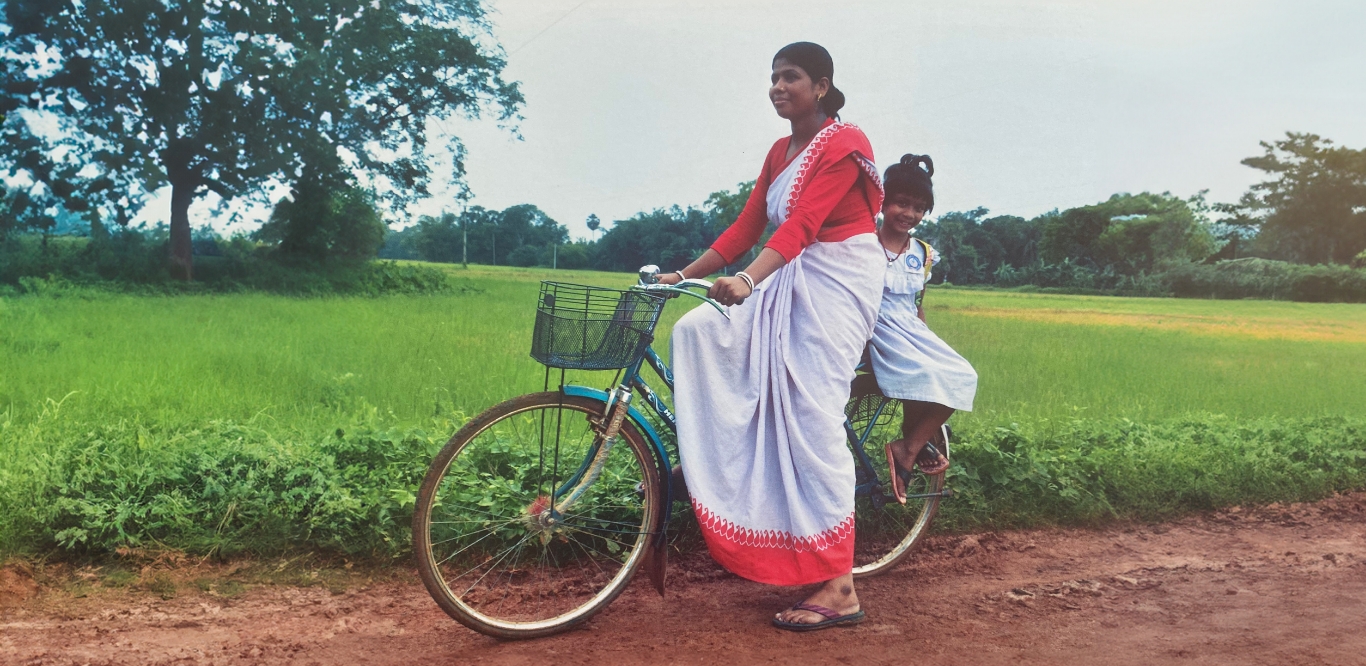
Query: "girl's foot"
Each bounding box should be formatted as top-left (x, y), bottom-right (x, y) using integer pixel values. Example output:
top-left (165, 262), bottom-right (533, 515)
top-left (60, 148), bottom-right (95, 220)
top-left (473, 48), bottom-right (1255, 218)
top-left (774, 576), bottom-right (860, 626)
top-left (888, 437), bottom-right (948, 477)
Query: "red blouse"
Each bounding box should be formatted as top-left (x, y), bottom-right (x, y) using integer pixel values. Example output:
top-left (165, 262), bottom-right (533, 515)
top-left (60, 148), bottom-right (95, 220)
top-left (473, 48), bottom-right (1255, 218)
top-left (711, 126), bottom-right (879, 264)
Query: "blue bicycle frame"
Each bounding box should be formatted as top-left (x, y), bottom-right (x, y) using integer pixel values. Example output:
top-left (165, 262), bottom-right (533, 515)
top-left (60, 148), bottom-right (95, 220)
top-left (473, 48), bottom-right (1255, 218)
top-left (554, 340), bottom-right (907, 554)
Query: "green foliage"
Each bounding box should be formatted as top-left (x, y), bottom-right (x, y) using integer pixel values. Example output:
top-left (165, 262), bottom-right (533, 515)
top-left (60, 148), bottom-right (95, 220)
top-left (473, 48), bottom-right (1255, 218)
top-left (383, 205), bottom-right (568, 267)
top-left (1, 0), bottom-right (522, 277)
top-left (0, 227), bottom-right (450, 296)
top-left (3, 270), bottom-right (1366, 557)
top-left (1162, 258), bottom-right (1366, 302)
top-left (939, 416), bottom-right (1366, 530)
top-left (1, 415), bottom-right (446, 557)
top-left (254, 182), bottom-right (387, 262)
top-left (0, 185), bottom-right (57, 242)
top-left (1232, 132), bottom-right (1366, 265)
top-left (593, 206), bottom-right (714, 272)
top-left (3, 409), bottom-right (1363, 557)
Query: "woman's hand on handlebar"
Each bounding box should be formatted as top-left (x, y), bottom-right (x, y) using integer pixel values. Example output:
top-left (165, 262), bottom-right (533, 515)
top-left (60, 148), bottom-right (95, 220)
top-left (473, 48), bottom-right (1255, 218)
top-left (656, 271), bottom-right (683, 286)
top-left (709, 276), bottom-right (753, 306)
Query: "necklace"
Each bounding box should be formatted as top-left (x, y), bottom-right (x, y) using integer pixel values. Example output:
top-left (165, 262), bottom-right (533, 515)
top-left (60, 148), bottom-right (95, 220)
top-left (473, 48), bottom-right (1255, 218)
top-left (881, 236), bottom-right (911, 264)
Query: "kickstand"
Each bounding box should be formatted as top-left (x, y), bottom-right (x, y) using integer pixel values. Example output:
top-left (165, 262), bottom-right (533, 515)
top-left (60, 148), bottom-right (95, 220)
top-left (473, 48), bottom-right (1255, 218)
top-left (643, 539), bottom-right (668, 597)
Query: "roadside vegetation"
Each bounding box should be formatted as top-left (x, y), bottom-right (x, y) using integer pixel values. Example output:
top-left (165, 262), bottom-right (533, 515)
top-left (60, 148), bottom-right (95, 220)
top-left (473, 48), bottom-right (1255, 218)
top-left (3, 267), bottom-right (1364, 559)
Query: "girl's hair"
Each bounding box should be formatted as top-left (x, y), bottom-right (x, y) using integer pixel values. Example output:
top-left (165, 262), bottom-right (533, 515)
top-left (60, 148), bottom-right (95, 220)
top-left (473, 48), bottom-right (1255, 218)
top-left (883, 154), bottom-right (934, 211)
top-left (773, 42), bottom-right (845, 118)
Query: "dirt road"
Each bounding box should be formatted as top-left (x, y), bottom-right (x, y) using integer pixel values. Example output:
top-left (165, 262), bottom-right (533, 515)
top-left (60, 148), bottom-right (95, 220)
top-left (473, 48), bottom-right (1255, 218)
top-left (4, 493), bottom-right (1366, 665)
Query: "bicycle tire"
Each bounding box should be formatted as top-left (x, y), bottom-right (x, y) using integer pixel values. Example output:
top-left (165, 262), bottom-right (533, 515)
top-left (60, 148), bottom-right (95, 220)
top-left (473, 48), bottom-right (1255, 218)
top-left (846, 376), bottom-right (945, 578)
top-left (413, 392), bottom-right (661, 639)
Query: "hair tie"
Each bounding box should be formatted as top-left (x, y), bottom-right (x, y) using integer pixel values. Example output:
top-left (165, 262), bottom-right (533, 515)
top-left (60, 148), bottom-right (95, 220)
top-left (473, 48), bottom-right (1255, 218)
top-left (898, 154), bottom-right (934, 177)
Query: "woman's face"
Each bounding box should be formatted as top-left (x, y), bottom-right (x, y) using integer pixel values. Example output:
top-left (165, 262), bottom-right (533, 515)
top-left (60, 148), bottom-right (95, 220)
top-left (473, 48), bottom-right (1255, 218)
top-left (769, 59), bottom-right (828, 120)
top-left (882, 193), bottom-right (931, 235)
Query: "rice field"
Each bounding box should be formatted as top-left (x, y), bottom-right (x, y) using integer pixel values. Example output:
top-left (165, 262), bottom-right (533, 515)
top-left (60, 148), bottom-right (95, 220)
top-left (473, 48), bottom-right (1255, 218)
top-left (3, 265), bottom-right (1363, 433)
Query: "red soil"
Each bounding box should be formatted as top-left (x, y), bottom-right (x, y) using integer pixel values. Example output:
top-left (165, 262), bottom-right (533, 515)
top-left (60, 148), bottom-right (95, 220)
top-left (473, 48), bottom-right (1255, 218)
top-left (4, 493), bottom-right (1365, 665)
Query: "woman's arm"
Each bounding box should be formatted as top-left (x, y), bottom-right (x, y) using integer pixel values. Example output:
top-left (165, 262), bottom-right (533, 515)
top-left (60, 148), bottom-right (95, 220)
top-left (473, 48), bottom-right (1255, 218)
top-left (657, 248), bottom-right (785, 306)
top-left (708, 248), bottom-right (785, 305)
top-left (658, 248), bottom-right (729, 285)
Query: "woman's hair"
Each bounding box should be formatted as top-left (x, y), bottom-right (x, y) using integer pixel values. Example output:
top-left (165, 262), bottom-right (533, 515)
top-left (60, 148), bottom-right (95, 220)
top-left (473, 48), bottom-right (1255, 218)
top-left (884, 154), bottom-right (935, 211)
top-left (773, 41), bottom-right (845, 118)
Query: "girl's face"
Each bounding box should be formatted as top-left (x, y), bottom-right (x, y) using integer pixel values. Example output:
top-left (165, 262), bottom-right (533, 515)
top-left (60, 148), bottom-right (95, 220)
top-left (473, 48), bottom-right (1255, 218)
top-left (769, 59), bottom-right (828, 120)
top-left (882, 193), bottom-right (931, 235)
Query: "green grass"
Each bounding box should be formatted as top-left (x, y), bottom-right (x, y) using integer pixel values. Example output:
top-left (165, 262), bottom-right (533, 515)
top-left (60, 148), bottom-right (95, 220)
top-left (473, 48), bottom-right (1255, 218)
top-left (3, 266), bottom-right (1363, 430)
top-left (2, 264), bottom-right (1365, 558)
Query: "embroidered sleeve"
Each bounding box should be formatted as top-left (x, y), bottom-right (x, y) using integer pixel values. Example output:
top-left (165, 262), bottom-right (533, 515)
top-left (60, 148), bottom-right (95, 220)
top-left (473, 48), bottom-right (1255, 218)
top-left (710, 145), bottom-right (779, 264)
top-left (763, 156), bottom-right (862, 262)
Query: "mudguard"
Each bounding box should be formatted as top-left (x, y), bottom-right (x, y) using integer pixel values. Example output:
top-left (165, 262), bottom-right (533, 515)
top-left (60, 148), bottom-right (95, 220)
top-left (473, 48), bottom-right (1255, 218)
top-left (561, 385), bottom-right (673, 595)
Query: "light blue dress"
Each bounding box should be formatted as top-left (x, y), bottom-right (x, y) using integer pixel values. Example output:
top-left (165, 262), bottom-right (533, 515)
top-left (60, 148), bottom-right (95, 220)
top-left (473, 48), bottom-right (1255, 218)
top-left (869, 239), bottom-right (978, 410)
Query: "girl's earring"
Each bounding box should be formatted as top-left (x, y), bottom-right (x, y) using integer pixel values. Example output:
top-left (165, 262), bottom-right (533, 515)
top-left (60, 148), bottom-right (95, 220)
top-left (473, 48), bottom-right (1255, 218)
top-left (817, 93), bottom-right (825, 103)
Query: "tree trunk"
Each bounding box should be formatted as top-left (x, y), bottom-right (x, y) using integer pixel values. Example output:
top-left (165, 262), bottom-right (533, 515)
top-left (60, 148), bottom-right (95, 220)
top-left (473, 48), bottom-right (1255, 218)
top-left (169, 180), bottom-right (194, 281)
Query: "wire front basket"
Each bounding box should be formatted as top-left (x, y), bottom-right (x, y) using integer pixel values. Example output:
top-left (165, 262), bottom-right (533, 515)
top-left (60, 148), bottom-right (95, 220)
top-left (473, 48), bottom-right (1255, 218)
top-left (530, 282), bottom-right (665, 370)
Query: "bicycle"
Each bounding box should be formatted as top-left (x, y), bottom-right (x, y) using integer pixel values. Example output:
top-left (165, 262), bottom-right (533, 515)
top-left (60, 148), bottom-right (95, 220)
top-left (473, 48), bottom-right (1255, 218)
top-left (412, 266), bottom-right (954, 639)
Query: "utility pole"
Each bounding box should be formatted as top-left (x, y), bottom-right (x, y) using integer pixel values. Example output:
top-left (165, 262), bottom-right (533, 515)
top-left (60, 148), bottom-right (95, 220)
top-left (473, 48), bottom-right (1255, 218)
top-left (461, 215), bottom-right (468, 267)
top-left (552, 243), bottom-right (558, 269)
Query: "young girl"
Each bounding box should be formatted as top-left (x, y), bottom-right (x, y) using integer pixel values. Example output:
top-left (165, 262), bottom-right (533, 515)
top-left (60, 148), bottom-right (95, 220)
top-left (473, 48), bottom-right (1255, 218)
top-left (872, 154), bottom-right (978, 502)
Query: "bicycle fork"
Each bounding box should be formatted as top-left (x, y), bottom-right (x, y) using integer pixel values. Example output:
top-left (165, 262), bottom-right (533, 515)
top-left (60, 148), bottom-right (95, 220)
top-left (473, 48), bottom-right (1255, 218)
top-left (550, 386), bottom-right (633, 516)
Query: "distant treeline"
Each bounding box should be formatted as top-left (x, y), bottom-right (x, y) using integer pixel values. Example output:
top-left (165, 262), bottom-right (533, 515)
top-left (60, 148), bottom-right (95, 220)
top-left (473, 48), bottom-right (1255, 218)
top-left (4, 132), bottom-right (1364, 301)
top-left (379, 132), bottom-right (1366, 302)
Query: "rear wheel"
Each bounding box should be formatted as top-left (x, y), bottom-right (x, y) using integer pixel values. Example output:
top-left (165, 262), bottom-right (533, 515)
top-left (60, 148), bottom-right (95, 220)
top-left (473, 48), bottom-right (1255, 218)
top-left (846, 376), bottom-right (945, 578)
top-left (412, 392), bottom-right (660, 639)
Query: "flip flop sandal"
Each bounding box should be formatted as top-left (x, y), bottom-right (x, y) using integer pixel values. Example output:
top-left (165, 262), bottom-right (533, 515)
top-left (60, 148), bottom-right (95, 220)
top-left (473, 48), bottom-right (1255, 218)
top-left (771, 603), bottom-right (866, 632)
top-left (915, 441), bottom-right (950, 476)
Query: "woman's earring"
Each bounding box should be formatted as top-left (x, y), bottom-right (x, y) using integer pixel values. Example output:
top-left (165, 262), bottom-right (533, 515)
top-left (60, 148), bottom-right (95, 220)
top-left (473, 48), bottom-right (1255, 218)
top-left (817, 93), bottom-right (825, 103)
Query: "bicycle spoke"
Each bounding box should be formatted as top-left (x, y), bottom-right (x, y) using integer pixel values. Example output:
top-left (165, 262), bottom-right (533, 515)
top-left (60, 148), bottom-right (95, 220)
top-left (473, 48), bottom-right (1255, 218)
top-left (415, 394), bottom-right (656, 635)
top-left (460, 533), bottom-right (536, 597)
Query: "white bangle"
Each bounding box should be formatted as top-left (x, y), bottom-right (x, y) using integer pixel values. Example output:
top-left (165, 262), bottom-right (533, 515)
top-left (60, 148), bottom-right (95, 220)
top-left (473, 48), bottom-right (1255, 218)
top-left (674, 270), bottom-right (687, 282)
top-left (735, 271), bottom-right (756, 293)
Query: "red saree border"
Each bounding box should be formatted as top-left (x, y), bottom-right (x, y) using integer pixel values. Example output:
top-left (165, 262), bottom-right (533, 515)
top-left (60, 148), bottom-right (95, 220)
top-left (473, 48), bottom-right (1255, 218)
top-left (692, 498), bottom-right (856, 586)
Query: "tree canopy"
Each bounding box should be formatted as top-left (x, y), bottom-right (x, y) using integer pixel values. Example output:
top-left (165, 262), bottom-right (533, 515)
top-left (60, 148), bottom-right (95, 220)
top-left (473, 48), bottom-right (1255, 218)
top-left (1232, 133), bottom-right (1366, 265)
top-left (1, 0), bottom-right (521, 278)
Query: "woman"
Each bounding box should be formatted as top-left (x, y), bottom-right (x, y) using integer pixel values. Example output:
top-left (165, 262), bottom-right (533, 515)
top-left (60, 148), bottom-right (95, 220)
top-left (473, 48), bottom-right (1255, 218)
top-left (657, 42), bottom-right (884, 631)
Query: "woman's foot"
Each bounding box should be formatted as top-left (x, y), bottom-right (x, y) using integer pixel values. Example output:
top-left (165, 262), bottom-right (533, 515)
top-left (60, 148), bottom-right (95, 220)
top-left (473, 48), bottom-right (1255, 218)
top-left (774, 574), bottom-right (860, 626)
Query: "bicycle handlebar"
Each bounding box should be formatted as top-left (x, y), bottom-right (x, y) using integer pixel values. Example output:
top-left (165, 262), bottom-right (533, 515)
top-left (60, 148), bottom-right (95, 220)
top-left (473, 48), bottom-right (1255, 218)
top-left (635, 265), bottom-right (730, 318)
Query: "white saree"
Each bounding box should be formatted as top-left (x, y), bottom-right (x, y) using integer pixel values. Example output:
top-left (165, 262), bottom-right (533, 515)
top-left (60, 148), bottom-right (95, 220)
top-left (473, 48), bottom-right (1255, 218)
top-left (670, 123), bottom-right (884, 585)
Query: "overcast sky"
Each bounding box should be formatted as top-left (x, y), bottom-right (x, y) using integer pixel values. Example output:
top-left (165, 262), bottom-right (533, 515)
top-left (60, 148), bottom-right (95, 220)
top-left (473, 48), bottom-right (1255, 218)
top-left (160, 0), bottom-right (1366, 239)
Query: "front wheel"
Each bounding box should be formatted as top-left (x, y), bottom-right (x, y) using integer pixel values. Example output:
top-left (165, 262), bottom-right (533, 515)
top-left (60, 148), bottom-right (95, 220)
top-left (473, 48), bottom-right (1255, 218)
top-left (412, 392), bottom-right (661, 639)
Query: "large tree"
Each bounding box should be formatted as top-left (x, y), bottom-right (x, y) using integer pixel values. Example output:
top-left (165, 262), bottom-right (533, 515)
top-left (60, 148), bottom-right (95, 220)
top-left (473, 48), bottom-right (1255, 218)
top-left (1235, 133), bottom-right (1366, 265)
top-left (1, 0), bottom-right (521, 279)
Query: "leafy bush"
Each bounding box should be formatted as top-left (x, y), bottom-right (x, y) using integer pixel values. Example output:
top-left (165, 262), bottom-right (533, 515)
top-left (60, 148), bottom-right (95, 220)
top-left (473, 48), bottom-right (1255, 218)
top-left (0, 416), bottom-right (447, 558)
top-left (1162, 258), bottom-right (1366, 302)
top-left (3, 409), bottom-right (1363, 560)
top-left (254, 183), bottom-right (387, 262)
top-left (940, 415), bottom-right (1366, 530)
top-left (1, 229), bottom-right (451, 296)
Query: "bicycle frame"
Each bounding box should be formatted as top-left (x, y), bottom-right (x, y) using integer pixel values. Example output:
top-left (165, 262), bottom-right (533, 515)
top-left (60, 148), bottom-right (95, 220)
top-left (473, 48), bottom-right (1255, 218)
top-left (545, 272), bottom-right (951, 553)
top-left (552, 336), bottom-right (940, 549)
